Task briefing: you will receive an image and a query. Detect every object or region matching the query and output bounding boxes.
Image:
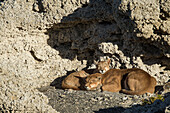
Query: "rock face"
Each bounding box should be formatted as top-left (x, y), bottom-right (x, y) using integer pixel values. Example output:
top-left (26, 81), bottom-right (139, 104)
top-left (0, 0), bottom-right (169, 112)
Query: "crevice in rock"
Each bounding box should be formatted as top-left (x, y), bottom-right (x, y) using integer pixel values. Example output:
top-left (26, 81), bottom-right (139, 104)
top-left (103, 53), bottom-right (113, 58)
top-left (153, 27), bottom-right (169, 35)
top-left (33, 0), bottom-right (45, 13)
top-left (30, 51), bottom-right (43, 62)
top-left (82, 3), bottom-right (89, 8)
top-left (16, 27), bottom-right (26, 31)
top-left (99, 20), bottom-right (113, 25)
top-left (160, 56), bottom-right (170, 70)
top-left (160, 8), bottom-right (169, 20)
top-left (159, 0), bottom-right (169, 21)
top-left (61, 4), bottom-right (64, 9)
top-left (110, 33), bottom-right (123, 37)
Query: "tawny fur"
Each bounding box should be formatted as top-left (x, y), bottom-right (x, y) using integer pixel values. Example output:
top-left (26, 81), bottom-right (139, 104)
top-left (62, 70), bottom-right (88, 90)
top-left (62, 59), bottom-right (111, 90)
top-left (85, 73), bottom-right (103, 91)
top-left (85, 68), bottom-right (157, 95)
top-left (94, 59), bottom-right (111, 74)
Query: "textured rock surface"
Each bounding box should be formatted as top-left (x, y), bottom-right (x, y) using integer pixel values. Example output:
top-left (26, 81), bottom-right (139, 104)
top-left (0, 0), bottom-right (169, 112)
top-left (41, 87), bottom-right (169, 113)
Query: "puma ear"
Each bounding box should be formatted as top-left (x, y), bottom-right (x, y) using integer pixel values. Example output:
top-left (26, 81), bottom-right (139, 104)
top-left (94, 60), bottom-right (98, 65)
top-left (107, 58), bottom-right (111, 64)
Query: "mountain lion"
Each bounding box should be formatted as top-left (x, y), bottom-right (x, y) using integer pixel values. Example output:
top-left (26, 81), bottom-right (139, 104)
top-left (85, 68), bottom-right (156, 95)
top-left (62, 59), bottom-right (111, 90)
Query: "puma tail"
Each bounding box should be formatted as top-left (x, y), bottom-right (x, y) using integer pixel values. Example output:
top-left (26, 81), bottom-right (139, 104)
top-left (121, 89), bottom-right (148, 95)
top-left (62, 83), bottom-right (80, 90)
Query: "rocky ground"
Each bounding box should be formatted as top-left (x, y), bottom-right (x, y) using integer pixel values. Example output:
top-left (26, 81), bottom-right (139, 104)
top-left (40, 86), bottom-right (170, 113)
top-left (0, 0), bottom-right (169, 112)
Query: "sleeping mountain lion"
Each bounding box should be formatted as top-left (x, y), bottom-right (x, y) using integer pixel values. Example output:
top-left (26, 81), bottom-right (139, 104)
top-left (85, 68), bottom-right (156, 95)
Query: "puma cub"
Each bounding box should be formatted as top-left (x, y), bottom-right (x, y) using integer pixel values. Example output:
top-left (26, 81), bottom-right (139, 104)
top-left (62, 70), bottom-right (89, 90)
top-left (61, 59), bottom-right (111, 90)
top-left (85, 68), bottom-right (157, 95)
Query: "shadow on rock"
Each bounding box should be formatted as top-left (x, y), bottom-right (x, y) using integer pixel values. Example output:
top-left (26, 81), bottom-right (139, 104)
top-left (50, 75), bottom-right (67, 89)
top-left (94, 106), bottom-right (126, 113)
top-left (50, 70), bottom-right (76, 89)
top-left (45, 0), bottom-right (170, 69)
top-left (94, 92), bottom-right (170, 113)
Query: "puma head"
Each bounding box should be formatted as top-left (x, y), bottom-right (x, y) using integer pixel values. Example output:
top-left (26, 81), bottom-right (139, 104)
top-left (95, 59), bottom-right (111, 74)
top-left (85, 73), bottom-right (102, 91)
